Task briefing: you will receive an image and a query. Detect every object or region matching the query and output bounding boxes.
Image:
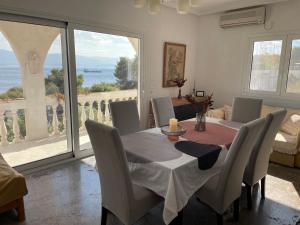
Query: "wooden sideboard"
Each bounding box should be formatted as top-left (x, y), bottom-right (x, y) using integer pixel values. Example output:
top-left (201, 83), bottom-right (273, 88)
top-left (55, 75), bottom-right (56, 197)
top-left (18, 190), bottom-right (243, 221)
top-left (148, 96), bottom-right (207, 128)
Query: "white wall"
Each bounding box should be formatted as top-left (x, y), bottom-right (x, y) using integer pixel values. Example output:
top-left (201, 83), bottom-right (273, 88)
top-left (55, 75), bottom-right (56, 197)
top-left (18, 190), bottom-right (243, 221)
top-left (196, 0), bottom-right (300, 109)
top-left (0, 0), bottom-right (200, 126)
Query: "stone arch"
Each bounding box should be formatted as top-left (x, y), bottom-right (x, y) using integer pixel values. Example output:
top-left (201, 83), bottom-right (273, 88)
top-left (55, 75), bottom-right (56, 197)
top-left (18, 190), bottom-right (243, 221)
top-left (0, 20), bottom-right (60, 140)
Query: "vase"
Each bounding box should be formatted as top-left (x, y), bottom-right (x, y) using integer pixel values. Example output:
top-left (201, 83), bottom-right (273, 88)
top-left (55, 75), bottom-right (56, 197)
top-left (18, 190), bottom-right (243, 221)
top-left (195, 112), bottom-right (206, 132)
top-left (178, 88), bottom-right (182, 99)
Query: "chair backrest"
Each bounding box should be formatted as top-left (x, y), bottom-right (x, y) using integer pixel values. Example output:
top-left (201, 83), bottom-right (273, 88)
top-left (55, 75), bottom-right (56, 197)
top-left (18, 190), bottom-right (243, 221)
top-left (244, 109), bottom-right (287, 186)
top-left (151, 96), bottom-right (175, 127)
top-left (109, 100), bottom-right (140, 135)
top-left (85, 120), bottom-right (133, 222)
top-left (216, 117), bottom-right (266, 212)
top-left (231, 97), bottom-right (263, 123)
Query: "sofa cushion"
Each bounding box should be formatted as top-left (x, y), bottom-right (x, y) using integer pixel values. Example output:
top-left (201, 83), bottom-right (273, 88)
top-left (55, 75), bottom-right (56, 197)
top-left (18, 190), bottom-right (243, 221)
top-left (223, 105), bottom-right (232, 121)
top-left (206, 108), bottom-right (225, 119)
top-left (0, 153), bottom-right (28, 207)
top-left (261, 105), bottom-right (281, 118)
top-left (273, 131), bottom-right (298, 155)
top-left (281, 114), bottom-right (300, 136)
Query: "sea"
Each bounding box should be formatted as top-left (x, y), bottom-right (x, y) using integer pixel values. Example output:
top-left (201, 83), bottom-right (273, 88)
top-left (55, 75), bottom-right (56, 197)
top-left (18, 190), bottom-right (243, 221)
top-left (0, 66), bottom-right (116, 93)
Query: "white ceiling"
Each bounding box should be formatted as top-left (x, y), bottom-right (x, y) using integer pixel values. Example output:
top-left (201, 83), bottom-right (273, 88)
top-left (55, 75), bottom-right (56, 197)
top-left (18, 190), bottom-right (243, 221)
top-left (162, 0), bottom-right (291, 15)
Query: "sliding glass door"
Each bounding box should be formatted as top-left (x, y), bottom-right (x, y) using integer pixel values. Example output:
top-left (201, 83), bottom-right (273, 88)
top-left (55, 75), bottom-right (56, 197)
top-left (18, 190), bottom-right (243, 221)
top-left (72, 29), bottom-right (140, 152)
top-left (0, 13), bottom-right (142, 168)
top-left (0, 18), bottom-right (71, 167)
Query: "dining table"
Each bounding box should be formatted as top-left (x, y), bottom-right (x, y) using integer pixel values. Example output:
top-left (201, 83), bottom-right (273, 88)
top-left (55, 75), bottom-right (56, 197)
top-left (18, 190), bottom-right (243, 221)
top-left (121, 117), bottom-right (243, 225)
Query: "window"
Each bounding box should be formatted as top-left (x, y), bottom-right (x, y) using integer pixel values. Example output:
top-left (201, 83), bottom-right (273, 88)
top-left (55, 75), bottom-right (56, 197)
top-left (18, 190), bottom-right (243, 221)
top-left (0, 19), bottom-right (71, 167)
top-left (245, 35), bottom-right (300, 97)
top-left (286, 39), bottom-right (300, 94)
top-left (72, 29), bottom-right (140, 152)
top-left (0, 13), bottom-right (143, 170)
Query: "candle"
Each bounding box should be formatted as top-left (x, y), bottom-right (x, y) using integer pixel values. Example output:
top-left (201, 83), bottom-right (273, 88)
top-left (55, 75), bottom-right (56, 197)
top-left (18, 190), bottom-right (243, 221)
top-left (169, 118), bottom-right (178, 132)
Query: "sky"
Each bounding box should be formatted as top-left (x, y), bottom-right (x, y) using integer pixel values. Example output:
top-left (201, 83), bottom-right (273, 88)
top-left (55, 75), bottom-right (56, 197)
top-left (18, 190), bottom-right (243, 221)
top-left (0, 30), bottom-right (137, 59)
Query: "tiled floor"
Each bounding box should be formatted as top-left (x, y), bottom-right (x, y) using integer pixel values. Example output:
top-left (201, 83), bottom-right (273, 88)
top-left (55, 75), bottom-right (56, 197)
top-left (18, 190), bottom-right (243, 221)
top-left (0, 157), bottom-right (299, 225)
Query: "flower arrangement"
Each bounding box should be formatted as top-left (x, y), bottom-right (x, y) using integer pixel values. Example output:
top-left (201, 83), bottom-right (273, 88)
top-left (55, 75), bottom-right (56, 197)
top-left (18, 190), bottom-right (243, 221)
top-left (185, 93), bottom-right (214, 113)
top-left (185, 93), bottom-right (214, 132)
top-left (172, 78), bottom-right (187, 99)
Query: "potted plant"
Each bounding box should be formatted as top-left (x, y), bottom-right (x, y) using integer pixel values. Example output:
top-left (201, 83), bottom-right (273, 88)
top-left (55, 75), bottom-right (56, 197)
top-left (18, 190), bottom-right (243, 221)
top-left (172, 78), bottom-right (187, 99)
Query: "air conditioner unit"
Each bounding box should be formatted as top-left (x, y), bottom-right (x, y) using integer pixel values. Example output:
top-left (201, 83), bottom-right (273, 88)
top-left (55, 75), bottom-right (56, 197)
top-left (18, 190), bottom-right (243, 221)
top-left (220, 6), bottom-right (266, 29)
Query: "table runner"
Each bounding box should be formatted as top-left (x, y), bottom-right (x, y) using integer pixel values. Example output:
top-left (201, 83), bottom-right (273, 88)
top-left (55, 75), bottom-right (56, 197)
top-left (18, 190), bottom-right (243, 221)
top-left (180, 121), bottom-right (237, 149)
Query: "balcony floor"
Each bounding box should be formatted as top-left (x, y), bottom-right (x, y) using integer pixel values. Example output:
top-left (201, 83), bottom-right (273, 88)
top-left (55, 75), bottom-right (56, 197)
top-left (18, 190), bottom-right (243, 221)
top-left (0, 133), bottom-right (92, 167)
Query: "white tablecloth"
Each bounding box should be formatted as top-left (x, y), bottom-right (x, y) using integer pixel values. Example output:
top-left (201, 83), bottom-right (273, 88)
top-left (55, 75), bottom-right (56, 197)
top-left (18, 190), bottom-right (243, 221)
top-left (122, 117), bottom-right (242, 224)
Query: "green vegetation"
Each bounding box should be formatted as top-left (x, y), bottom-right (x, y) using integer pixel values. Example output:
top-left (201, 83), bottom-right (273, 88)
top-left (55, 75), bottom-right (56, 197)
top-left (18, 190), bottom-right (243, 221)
top-left (0, 87), bottom-right (23, 100)
top-left (0, 55), bottom-right (138, 142)
top-left (90, 83), bottom-right (119, 92)
top-left (114, 56), bottom-right (138, 90)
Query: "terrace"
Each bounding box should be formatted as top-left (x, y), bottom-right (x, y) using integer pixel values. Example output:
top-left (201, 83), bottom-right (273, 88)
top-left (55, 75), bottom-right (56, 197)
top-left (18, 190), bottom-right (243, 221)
top-left (0, 89), bottom-right (137, 167)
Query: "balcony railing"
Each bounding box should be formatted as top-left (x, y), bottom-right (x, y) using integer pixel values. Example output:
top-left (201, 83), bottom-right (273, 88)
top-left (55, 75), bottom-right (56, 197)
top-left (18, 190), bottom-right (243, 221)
top-left (0, 89), bottom-right (137, 146)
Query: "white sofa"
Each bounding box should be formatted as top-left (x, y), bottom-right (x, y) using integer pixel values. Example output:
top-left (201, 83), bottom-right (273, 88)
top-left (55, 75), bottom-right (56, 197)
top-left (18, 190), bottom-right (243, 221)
top-left (207, 105), bottom-right (300, 168)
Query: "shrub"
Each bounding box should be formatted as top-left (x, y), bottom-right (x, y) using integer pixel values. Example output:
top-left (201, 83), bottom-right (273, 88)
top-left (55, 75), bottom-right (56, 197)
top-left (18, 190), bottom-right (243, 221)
top-left (90, 83), bottom-right (119, 92)
top-left (0, 87), bottom-right (23, 100)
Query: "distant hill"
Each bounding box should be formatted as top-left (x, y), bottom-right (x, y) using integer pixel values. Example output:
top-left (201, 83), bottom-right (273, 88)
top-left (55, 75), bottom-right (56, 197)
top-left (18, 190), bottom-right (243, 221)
top-left (0, 49), bottom-right (118, 69)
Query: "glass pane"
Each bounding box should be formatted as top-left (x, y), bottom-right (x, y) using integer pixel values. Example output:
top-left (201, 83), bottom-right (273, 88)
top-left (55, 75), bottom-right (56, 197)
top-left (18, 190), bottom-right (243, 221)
top-left (286, 39), bottom-right (300, 93)
top-left (249, 40), bottom-right (282, 92)
top-left (0, 20), bottom-right (70, 166)
top-left (73, 30), bottom-right (139, 151)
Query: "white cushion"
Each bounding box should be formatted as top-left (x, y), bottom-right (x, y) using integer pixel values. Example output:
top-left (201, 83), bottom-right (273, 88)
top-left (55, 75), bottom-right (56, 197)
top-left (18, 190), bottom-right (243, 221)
top-left (273, 131), bottom-right (298, 155)
top-left (223, 105), bottom-right (232, 121)
top-left (280, 114), bottom-right (300, 136)
top-left (260, 105), bottom-right (281, 118)
top-left (207, 108), bottom-right (225, 119)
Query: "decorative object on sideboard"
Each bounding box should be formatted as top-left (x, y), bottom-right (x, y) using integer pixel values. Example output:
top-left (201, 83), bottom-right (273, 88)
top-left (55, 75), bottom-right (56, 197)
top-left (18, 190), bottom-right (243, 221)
top-left (196, 91), bottom-right (205, 97)
top-left (133, 0), bottom-right (201, 15)
top-left (185, 93), bottom-right (214, 132)
top-left (172, 78), bottom-right (187, 99)
top-left (163, 42), bottom-right (186, 87)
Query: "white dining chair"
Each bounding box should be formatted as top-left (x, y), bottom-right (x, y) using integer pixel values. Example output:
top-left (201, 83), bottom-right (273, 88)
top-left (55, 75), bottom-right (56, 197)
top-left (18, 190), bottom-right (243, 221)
top-left (196, 117), bottom-right (266, 225)
top-left (85, 120), bottom-right (163, 225)
top-left (151, 96), bottom-right (175, 127)
top-left (231, 97), bottom-right (263, 123)
top-left (109, 100), bottom-right (140, 135)
top-left (243, 109), bottom-right (287, 210)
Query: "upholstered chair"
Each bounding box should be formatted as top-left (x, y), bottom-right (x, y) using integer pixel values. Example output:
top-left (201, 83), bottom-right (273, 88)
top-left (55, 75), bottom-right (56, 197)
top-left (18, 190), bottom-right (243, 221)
top-left (151, 96), bottom-right (175, 127)
top-left (243, 109), bottom-right (287, 210)
top-left (231, 97), bottom-right (263, 123)
top-left (85, 120), bottom-right (163, 225)
top-left (109, 100), bottom-right (140, 135)
top-left (196, 117), bottom-right (266, 225)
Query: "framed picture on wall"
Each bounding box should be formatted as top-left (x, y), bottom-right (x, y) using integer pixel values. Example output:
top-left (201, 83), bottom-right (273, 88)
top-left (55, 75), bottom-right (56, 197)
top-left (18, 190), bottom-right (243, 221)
top-left (196, 91), bottom-right (205, 97)
top-left (163, 42), bottom-right (186, 87)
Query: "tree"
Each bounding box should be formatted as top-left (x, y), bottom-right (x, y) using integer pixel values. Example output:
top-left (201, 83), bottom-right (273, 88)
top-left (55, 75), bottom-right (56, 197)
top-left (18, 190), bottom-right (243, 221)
top-left (45, 69), bottom-right (85, 95)
top-left (114, 56), bottom-right (137, 90)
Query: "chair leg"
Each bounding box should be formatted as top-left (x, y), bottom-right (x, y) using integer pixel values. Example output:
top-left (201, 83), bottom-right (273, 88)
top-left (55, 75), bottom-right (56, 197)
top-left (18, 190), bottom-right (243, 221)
top-left (170, 210), bottom-right (183, 225)
top-left (261, 177), bottom-right (266, 199)
top-left (233, 198), bottom-right (239, 222)
top-left (101, 207), bottom-right (108, 225)
top-left (216, 213), bottom-right (223, 225)
top-left (16, 198), bottom-right (25, 222)
top-left (246, 184), bottom-right (252, 210)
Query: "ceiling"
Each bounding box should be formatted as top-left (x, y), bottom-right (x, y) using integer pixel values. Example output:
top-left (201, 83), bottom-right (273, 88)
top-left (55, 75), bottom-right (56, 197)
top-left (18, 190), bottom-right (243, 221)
top-left (162, 0), bottom-right (291, 15)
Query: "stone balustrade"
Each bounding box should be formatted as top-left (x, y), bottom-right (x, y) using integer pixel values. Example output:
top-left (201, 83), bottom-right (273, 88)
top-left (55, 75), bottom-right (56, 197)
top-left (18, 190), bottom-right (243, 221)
top-left (0, 89), bottom-right (137, 146)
